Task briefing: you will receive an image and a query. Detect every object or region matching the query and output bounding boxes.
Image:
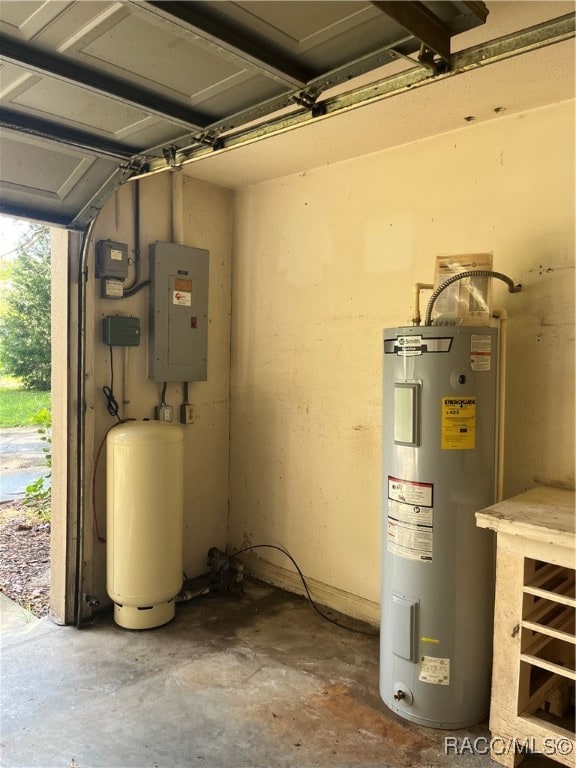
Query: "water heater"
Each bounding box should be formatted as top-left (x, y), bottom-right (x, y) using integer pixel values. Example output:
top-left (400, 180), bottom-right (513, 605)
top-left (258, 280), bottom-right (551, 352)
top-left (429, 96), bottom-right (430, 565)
top-left (380, 325), bottom-right (498, 728)
top-left (107, 421), bottom-right (183, 630)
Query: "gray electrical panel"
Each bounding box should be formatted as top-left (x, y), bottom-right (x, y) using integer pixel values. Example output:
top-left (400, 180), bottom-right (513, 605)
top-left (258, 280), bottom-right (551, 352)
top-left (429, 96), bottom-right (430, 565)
top-left (148, 242), bottom-right (209, 382)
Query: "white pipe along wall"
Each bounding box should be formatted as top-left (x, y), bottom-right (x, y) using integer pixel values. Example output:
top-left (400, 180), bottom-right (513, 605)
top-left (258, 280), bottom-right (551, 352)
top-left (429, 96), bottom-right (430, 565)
top-left (229, 100), bottom-right (575, 624)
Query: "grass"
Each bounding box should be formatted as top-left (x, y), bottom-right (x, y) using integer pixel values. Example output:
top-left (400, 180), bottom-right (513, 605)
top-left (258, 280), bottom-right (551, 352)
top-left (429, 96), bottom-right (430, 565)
top-left (0, 385), bottom-right (51, 427)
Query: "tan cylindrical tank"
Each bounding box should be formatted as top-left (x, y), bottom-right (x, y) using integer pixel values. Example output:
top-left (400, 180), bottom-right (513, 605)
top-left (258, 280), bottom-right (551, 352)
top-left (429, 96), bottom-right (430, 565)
top-left (106, 421), bottom-right (183, 629)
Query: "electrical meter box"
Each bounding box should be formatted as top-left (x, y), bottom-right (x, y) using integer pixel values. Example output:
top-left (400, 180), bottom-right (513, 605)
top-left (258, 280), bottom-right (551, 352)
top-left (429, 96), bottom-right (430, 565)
top-left (95, 240), bottom-right (129, 280)
top-left (148, 242), bottom-right (209, 382)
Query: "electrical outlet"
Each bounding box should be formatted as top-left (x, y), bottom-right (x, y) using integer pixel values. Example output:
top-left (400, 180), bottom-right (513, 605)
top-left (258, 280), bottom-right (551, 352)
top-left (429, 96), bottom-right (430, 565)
top-left (180, 404), bottom-right (193, 424)
top-left (155, 404), bottom-right (174, 422)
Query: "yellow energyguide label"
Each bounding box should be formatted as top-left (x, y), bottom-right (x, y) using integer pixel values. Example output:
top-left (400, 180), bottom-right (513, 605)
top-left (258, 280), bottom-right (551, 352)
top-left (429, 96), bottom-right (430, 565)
top-left (420, 636), bottom-right (440, 644)
top-left (441, 396), bottom-right (476, 450)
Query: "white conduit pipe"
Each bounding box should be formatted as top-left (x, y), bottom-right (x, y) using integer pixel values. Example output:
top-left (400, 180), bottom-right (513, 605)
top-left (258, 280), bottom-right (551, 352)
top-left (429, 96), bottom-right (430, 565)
top-left (122, 347), bottom-right (130, 417)
top-left (171, 170), bottom-right (184, 245)
top-left (493, 308), bottom-right (508, 502)
top-left (412, 282), bottom-right (434, 326)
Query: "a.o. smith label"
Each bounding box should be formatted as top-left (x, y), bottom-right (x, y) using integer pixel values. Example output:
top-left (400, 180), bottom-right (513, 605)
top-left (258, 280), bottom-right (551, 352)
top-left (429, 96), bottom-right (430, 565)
top-left (397, 335), bottom-right (422, 356)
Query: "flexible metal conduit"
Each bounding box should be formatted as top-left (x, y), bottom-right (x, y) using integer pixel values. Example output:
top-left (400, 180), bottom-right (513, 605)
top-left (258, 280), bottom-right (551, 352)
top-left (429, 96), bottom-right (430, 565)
top-left (424, 270), bottom-right (521, 326)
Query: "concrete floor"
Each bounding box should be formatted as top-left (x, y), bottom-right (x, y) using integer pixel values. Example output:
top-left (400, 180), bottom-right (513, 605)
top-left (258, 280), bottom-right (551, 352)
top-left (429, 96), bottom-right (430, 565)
top-left (1, 581), bottom-right (560, 768)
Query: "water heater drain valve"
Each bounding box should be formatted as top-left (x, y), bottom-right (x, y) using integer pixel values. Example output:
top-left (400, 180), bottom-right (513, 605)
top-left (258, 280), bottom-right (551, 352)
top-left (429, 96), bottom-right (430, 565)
top-left (393, 683), bottom-right (414, 705)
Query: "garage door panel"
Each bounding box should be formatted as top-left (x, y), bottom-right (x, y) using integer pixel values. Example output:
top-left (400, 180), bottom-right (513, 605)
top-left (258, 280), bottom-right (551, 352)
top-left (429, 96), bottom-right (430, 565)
top-left (5, 74), bottom-right (156, 136)
top-left (78, 11), bottom-right (248, 102)
top-left (0, 132), bottom-right (94, 200)
top-left (0, 0), bottom-right (492, 227)
top-left (0, 127), bottom-right (125, 226)
top-left (186, 2), bottom-right (407, 67)
top-left (0, 66), bottom-right (207, 156)
top-left (0, 1), bottom-right (74, 41)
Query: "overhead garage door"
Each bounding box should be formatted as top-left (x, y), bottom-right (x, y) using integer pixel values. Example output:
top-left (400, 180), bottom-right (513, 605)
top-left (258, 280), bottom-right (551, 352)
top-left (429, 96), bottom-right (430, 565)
top-left (0, 1), bottom-right (573, 230)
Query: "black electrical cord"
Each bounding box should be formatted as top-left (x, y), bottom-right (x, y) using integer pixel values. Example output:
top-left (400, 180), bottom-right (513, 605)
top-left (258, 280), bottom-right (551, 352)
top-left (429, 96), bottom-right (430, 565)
top-left (92, 418), bottom-right (135, 543)
top-left (183, 381), bottom-right (189, 403)
top-left (182, 544), bottom-right (378, 637)
top-left (161, 381), bottom-right (167, 404)
top-left (103, 345), bottom-right (121, 421)
top-left (123, 280), bottom-right (150, 297)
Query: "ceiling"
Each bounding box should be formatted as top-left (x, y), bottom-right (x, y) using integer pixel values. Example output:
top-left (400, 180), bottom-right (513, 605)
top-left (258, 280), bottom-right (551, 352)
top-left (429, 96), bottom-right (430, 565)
top-left (0, 1), bottom-right (574, 229)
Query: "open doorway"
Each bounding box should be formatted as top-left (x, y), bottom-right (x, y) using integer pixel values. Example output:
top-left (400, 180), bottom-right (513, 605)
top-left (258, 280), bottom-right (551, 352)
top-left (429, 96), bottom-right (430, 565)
top-left (0, 215), bottom-right (71, 624)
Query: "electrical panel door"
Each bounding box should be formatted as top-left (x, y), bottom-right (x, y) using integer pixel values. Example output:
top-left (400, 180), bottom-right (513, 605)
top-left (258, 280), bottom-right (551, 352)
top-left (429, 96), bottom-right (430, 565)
top-left (148, 242), bottom-right (209, 382)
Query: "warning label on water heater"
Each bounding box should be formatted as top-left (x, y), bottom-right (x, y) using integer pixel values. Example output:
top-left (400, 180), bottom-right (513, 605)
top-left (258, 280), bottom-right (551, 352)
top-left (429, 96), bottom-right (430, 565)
top-left (387, 477), bottom-right (434, 563)
top-left (419, 656), bottom-right (450, 685)
top-left (441, 396), bottom-right (476, 450)
top-left (470, 334), bottom-right (492, 371)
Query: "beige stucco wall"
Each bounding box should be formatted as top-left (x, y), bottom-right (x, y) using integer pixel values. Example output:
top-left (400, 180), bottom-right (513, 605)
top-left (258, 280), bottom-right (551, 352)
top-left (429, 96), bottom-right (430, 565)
top-left (85, 172), bottom-right (232, 603)
top-left (70, 99), bottom-right (574, 621)
top-left (229, 100), bottom-right (575, 621)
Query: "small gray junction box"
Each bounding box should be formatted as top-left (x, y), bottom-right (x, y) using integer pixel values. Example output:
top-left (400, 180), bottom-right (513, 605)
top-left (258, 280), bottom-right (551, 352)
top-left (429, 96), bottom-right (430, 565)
top-left (103, 316), bottom-right (141, 347)
top-left (148, 242), bottom-right (209, 382)
top-left (95, 240), bottom-right (129, 280)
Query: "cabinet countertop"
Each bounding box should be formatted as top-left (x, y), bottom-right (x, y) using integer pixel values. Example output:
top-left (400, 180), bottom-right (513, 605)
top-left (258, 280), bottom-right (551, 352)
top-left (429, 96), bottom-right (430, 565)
top-left (475, 486), bottom-right (575, 548)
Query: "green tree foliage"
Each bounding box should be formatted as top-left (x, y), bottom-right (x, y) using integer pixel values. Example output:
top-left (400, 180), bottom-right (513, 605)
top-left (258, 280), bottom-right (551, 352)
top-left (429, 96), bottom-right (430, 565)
top-left (24, 407), bottom-right (52, 521)
top-left (0, 224), bottom-right (51, 389)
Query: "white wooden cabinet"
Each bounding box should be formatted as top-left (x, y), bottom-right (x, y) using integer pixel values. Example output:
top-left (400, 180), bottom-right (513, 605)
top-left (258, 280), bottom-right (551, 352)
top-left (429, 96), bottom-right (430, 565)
top-left (476, 486), bottom-right (575, 768)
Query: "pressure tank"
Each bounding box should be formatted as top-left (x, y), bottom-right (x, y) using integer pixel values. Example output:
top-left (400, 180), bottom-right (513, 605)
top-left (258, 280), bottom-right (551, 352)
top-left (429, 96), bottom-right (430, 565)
top-left (380, 325), bottom-right (498, 728)
top-left (106, 420), bottom-right (183, 630)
